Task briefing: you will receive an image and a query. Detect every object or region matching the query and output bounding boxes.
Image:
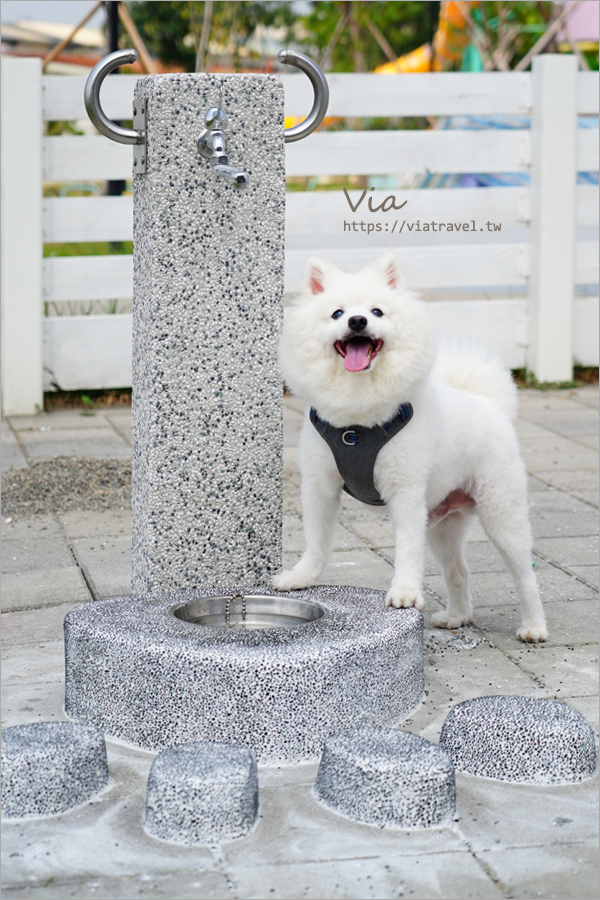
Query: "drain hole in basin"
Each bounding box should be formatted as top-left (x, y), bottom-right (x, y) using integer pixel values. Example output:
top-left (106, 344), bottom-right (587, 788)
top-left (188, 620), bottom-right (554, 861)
top-left (170, 594), bottom-right (327, 630)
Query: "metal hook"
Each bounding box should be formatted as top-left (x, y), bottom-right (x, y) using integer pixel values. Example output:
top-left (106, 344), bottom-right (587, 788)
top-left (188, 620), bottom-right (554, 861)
top-left (277, 49), bottom-right (329, 144)
top-left (84, 49), bottom-right (144, 145)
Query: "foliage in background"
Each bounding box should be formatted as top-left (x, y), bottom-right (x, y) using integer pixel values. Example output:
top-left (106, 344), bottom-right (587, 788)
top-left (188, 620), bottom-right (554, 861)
top-left (125, 1), bottom-right (597, 73)
top-left (128, 1), bottom-right (295, 70)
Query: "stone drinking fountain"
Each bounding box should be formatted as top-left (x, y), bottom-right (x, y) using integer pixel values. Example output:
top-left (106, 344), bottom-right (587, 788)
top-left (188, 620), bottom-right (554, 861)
top-left (61, 48), bottom-right (425, 766)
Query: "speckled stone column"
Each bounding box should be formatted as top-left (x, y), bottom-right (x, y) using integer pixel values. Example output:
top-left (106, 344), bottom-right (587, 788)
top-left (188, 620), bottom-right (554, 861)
top-left (131, 74), bottom-right (284, 592)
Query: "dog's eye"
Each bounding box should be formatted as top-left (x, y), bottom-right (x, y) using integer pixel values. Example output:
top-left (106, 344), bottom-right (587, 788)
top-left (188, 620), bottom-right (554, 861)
top-left (371, 308), bottom-right (384, 317)
top-left (331, 309), bottom-right (344, 320)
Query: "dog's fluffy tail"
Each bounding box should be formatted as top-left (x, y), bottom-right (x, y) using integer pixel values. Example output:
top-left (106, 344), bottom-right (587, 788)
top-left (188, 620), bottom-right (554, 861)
top-left (431, 341), bottom-right (518, 421)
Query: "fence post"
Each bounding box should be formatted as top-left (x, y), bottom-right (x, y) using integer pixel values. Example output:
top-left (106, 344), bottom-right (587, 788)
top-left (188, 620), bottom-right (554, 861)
top-left (1, 57), bottom-right (44, 416)
top-left (527, 54), bottom-right (578, 384)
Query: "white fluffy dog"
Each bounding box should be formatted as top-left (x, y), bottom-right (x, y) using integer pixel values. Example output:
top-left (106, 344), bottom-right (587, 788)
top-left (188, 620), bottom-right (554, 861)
top-left (273, 253), bottom-right (547, 643)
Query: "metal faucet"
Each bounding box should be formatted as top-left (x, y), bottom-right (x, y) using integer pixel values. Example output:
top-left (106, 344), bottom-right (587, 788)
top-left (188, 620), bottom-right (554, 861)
top-left (197, 107), bottom-right (250, 189)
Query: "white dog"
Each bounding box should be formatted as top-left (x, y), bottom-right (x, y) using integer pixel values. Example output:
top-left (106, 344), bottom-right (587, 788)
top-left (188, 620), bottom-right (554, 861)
top-left (273, 254), bottom-right (547, 643)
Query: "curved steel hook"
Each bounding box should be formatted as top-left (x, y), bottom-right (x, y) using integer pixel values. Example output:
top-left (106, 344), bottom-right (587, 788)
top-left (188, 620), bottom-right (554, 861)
top-left (84, 49), bottom-right (143, 145)
top-left (277, 49), bottom-right (329, 143)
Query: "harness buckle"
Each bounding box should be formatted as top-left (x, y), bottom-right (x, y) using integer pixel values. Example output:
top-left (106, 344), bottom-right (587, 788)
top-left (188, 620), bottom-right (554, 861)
top-left (341, 430), bottom-right (360, 446)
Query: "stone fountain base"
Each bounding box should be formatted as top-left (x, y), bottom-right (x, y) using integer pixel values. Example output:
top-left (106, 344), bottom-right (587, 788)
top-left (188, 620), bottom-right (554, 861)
top-left (64, 586), bottom-right (424, 765)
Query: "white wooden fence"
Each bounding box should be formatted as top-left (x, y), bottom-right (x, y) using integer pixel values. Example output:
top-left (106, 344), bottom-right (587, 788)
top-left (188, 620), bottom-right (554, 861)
top-left (1, 55), bottom-right (598, 415)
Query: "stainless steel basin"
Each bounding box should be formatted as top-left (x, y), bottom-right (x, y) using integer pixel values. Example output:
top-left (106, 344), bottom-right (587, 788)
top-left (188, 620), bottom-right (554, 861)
top-left (170, 593), bottom-right (326, 630)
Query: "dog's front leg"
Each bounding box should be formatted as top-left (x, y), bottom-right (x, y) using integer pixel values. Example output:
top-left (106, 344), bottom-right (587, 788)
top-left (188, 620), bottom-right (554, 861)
top-left (385, 487), bottom-right (427, 610)
top-left (273, 426), bottom-right (343, 592)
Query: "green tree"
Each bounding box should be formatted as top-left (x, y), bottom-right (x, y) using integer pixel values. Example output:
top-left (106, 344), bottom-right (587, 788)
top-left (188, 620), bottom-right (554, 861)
top-left (127, 1), bottom-right (295, 71)
top-left (299, 1), bottom-right (439, 72)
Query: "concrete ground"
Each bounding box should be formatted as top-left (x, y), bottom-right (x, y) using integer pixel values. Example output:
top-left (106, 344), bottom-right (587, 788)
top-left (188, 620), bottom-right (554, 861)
top-left (1, 387), bottom-right (598, 900)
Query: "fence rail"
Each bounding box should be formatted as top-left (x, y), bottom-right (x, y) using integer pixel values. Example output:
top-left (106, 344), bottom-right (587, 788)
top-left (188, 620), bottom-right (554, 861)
top-left (1, 56), bottom-right (598, 414)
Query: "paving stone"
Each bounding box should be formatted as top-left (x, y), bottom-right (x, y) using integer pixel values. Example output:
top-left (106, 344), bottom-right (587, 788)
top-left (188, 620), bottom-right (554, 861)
top-left (2, 640), bottom-right (65, 685)
top-left (455, 772), bottom-right (599, 852)
top-left (1, 603), bottom-right (80, 646)
top-left (1, 536), bottom-right (75, 575)
top-left (0, 680), bottom-right (67, 728)
top-left (500, 643), bottom-right (599, 699)
top-left (0, 871), bottom-right (233, 900)
top-left (472, 598), bottom-right (599, 650)
top-left (566, 565), bottom-right (599, 589)
top-left (282, 515), bottom-right (365, 553)
top-left (58, 509), bottom-right (132, 539)
top-left (1, 440), bottom-right (28, 472)
top-left (23, 438), bottom-right (132, 461)
top-left (219, 783), bottom-right (465, 869)
top-left (320, 547), bottom-right (396, 591)
top-left (530, 508), bottom-right (599, 539)
top-left (525, 410), bottom-right (598, 437)
top-left (9, 412), bottom-right (113, 431)
top-left (477, 844), bottom-right (598, 900)
top-left (223, 853), bottom-right (505, 900)
top-left (534, 535), bottom-right (599, 566)
top-left (532, 469), bottom-right (599, 506)
top-left (1, 567), bottom-right (91, 612)
top-left (71, 536), bottom-right (132, 599)
top-left (1, 514), bottom-right (62, 541)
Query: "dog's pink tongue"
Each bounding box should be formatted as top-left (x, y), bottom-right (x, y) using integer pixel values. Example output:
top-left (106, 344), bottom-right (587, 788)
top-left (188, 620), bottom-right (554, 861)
top-left (344, 340), bottom-right (371, 372)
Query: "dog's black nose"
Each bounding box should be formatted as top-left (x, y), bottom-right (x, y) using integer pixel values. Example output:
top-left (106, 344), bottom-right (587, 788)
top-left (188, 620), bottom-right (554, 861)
top-left (348, 315), bottom-right (368, 332)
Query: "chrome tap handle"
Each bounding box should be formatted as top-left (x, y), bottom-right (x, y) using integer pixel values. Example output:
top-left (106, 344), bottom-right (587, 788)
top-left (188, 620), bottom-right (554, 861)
top-left (277, 49), bottom-right (329, 144)
top-left (84, 49), bottom-right (144, 145)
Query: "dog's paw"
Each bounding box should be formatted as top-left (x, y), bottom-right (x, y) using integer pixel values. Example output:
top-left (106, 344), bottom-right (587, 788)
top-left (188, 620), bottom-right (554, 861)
top-left (272, 568), bottom-right (316, 592)
top-left (517, 622), bottom-right (548, 643)
top-left (431, 609), bottom-right (473, 630)
top-left (385, 584), bottom-right (425, 611)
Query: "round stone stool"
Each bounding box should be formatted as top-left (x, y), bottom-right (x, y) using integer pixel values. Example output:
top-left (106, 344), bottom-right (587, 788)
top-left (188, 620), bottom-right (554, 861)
top-left (144, 743), bottom-right (259, 845)
top-left (1, 722), bottom-right (108, 819)
top-left (314, 727), bottom-right (456, 829)
top-left (439, 696), bottom-right (598, 784)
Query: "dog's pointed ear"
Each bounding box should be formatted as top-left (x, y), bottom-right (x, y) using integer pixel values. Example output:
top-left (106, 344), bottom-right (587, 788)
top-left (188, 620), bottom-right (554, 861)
top-left (370, 253), bottom-right (406, 292)
top-left (302, 257), bottom-right (333, 296)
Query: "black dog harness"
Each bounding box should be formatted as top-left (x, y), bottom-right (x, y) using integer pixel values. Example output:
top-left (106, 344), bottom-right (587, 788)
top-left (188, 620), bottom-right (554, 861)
top-left (309, 403), bottom-right (414, 506)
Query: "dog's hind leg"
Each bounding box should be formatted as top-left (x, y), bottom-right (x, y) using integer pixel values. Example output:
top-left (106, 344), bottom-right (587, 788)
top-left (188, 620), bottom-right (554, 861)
top-left (475, 485), bottom-right (547, 643)
top-left (429, 511), bottom-right (475, 629)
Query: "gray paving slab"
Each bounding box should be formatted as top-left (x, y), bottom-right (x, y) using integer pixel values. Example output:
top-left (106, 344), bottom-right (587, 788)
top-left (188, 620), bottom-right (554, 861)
top-left (1, 602), bottom-right (81, 646)
top-left (477, 843), bottom-right (598, 900)
top-left (566, 565), bottom-right (599, 589)
top-left (1, 567), bottom-right (91, 612)
top-left (70, 536), bottom-right (132, 599)
top-left (1, 441), bottom-right (28, 472)
top-left (531, 469), bottom-right (599, 506)
top-left (534, 534), bottom-right (599, 566)
top-left (1, 535), bottom-right (76, 574)
top-left (58, 509), bottom-right (132, 540)
top-left (22, 437), bottom-right (132, 461)
top-left (2, 640), bottom-right (66, 685)
top-left (2, 514), bottom-right (63, 540)
top-left (471, 598), bottom-right (599, 651)
top-left (455, 773), bottom-right (599, 852)
top-left (8, 411), bottom-right (114, 431)
top-left (1, 679), bottom-right (66, 729)
top-left (498, 643), bottom-right (599, 700)
top-left (282, 514), bottom-right (365, 553)
top-left (0, 871), bottom-right (233, 900)
top-left (222, 852), bottom-right (506, 900)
